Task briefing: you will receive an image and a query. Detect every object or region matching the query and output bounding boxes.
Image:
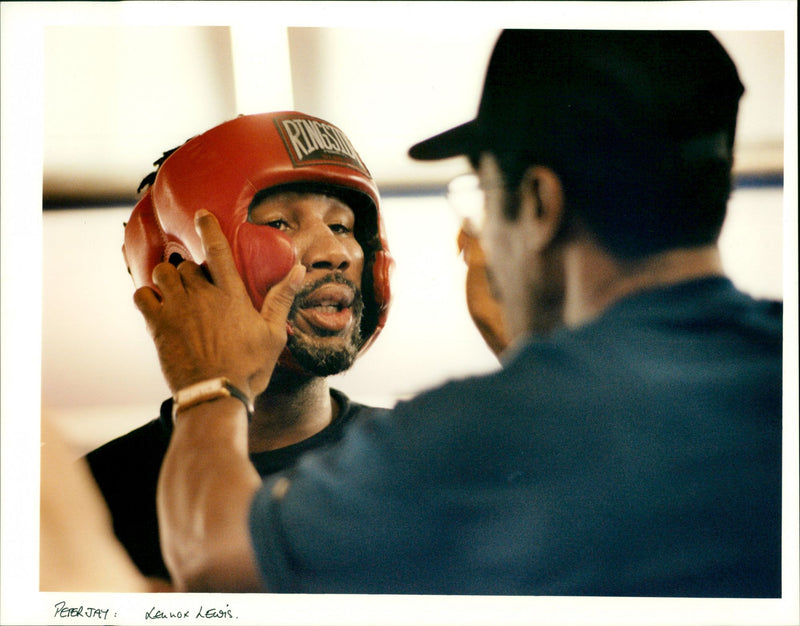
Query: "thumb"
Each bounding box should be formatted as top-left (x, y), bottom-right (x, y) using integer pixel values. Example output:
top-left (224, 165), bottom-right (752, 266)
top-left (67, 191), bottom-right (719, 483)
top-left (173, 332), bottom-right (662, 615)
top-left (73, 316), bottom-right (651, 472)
top-left (260, 265), bottom-right (306, 328)
top-left (457, 227), bottom-right (469, 255)
top-left (458, 228), bottom-right (486, 267)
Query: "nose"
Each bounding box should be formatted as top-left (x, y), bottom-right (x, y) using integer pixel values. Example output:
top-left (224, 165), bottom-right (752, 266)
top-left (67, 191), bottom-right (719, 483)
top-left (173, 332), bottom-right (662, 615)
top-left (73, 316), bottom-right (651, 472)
top-left (296, 222), bottom-right (354, 273)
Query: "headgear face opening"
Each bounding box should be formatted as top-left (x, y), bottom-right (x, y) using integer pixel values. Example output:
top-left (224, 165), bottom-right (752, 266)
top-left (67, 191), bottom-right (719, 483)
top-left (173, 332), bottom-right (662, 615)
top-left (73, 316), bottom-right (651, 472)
top-left (123, 112), bottom-right (393, 365)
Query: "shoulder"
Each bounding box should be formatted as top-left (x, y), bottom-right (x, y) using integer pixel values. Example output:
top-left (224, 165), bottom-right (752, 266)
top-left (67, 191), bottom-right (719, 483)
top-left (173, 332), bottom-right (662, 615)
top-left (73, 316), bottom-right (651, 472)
top-left (86, 411), bottom-right (171, 489)
top-left (330, 388), bottom-right (393, 425)
top-left (87, 416), bottom-right (168, 460)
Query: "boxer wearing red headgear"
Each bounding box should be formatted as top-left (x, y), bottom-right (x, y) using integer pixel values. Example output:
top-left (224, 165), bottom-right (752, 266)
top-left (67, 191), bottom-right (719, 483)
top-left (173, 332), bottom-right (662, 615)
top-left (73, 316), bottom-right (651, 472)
top-left (123, 112), bottom-right (392, 370)
top-left (87, 113), bottom-right (393, 585)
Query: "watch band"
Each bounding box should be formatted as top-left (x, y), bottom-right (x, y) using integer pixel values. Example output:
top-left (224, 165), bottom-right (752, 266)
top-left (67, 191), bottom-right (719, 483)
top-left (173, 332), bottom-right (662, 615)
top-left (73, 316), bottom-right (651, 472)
top-left (172, 377), bottom-right (254, 423)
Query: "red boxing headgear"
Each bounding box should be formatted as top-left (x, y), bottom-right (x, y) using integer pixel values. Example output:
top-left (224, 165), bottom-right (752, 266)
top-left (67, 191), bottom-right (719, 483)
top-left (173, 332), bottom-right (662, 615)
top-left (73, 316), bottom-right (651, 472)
top-left (123, 111), bottom-right (392, 357)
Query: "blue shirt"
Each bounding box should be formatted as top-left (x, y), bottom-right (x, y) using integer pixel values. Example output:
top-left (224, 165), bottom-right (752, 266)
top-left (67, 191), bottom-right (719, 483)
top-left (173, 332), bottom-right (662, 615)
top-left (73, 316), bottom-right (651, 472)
top-left (250, 278), bottom-right (782, 596)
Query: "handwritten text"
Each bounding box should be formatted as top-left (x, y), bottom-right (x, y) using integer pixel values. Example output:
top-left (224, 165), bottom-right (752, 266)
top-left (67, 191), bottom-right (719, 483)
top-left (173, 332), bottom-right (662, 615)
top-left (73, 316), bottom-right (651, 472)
top-left (144, 604), bottom-right (235, 620)
top-left (54, 601), bottom-right (110, 620)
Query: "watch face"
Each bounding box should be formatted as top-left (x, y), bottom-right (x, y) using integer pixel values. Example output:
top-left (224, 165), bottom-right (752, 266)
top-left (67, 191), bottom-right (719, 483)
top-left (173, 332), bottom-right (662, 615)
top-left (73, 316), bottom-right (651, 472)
top-left (176, 378), bottom-right (227, 403)
top-left (173, 378), bottom-right (231, 422)
top-left (172, 378), bottom-right (252, 423)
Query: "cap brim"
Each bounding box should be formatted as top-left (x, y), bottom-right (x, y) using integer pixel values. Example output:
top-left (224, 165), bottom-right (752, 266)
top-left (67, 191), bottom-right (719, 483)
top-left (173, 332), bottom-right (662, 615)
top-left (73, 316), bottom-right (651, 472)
top-left (408, 120), bottom-right (478, 161)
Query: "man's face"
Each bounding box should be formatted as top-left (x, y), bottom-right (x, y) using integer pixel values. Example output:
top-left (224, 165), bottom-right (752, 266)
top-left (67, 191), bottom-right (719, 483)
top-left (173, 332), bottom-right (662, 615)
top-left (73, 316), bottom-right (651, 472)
top-left (478, 153), bottom-right (565, 340)
top-left (249, 191), bottom-right (366, 376)
top-left (478, 154), bottom-right (525, 339)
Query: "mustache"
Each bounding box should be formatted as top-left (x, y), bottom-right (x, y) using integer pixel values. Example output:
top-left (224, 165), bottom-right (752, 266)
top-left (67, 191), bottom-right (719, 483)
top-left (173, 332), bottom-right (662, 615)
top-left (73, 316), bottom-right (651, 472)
top-left (289, 273), bottom-right (364, 315)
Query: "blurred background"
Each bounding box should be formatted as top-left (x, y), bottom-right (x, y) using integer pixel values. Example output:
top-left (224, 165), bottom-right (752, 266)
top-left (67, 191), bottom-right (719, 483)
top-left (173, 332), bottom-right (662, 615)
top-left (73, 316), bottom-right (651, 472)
top-left (18, 13), bottom-right (794, 455)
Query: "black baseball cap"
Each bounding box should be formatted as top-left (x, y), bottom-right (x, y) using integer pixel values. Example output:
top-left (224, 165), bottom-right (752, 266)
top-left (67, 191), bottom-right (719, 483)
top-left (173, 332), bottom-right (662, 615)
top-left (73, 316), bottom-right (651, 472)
top-left (409, 30), bottom-right (744, 167)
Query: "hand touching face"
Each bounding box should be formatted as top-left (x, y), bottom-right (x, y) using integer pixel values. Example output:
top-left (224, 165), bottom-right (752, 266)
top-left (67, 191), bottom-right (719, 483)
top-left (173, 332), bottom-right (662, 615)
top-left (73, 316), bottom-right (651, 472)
top-left (134, 210), bottom-right (305, 400)
top-left (457, 226), bottom-right (510, 357)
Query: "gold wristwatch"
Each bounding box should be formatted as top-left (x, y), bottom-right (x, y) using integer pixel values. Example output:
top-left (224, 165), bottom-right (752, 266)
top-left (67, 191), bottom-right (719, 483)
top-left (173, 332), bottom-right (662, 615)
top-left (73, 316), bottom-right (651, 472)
top-left (171, 377), bottom-right (254, 423)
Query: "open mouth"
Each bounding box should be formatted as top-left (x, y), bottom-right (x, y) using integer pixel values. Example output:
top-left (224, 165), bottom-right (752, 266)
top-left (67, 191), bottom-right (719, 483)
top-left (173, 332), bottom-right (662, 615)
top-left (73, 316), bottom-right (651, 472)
top-left (294, 282), bottom-right (357, 334)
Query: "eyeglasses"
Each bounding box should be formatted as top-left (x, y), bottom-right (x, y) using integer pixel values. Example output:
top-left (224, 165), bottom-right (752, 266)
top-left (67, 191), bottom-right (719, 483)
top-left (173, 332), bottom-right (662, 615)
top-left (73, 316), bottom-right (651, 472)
top-left (446, 173), bottom-right (505, 236)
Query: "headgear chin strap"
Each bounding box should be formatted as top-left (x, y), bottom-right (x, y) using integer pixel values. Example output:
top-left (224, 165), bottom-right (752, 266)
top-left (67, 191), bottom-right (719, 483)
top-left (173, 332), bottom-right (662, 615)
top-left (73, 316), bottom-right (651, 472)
top-left (123, 112), bottom-right (393, 369)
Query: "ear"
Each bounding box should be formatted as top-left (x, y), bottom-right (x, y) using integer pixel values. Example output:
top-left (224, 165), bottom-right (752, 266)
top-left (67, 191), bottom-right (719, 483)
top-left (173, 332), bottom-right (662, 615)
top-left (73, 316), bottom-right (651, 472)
top-left (518, 166), bottom-right (565, 252)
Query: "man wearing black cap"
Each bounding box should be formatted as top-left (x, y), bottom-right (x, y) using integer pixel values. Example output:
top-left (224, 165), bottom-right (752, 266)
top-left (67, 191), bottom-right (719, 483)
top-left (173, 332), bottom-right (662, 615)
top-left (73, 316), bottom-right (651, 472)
top-left (146, 30), bottom-right (782, 596)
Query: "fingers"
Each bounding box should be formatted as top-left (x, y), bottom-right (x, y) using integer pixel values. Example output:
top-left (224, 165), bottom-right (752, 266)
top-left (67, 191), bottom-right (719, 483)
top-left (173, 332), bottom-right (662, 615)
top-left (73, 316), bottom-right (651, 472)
top-left (460, 217), bottom-right (480, 238)
top-left (152, 260), bottom-right (185, 293)
top-left (457, 227), bottom-right (469, 254)
top-left (260, 264), bottom-right (306, 328)
top-left (134, 259), bottom-right (211, 318)
top-left (194, 210), bottom-right (247, 297)
top-left (457, 226), bottom-right (486, 266)
top-left (133, 285), bottom-right (162, 317)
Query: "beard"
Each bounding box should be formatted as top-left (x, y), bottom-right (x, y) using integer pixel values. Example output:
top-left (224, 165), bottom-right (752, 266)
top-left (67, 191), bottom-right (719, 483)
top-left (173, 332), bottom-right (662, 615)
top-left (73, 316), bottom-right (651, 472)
top-left (285, 273), bottom-right (364, 376)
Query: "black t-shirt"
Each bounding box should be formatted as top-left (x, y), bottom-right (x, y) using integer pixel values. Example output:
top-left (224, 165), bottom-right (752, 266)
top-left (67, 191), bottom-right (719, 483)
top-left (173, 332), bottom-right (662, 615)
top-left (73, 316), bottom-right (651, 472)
top-left (86, 388), bottom-right (386, 582)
